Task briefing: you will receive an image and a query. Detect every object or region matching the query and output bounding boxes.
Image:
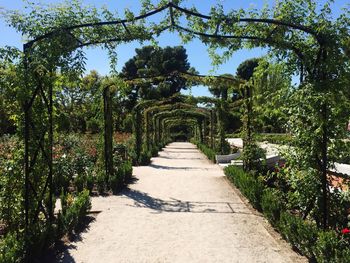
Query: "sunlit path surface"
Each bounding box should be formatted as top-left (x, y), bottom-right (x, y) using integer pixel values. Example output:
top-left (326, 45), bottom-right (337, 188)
top-left (56, 142), bottom-right (305, 263)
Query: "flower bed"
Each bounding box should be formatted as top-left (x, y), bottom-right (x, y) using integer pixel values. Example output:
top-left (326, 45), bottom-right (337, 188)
top-left (224, 165), bottom-right (350, 262)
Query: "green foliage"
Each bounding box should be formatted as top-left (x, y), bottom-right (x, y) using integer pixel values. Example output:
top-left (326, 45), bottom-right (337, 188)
top-left (261, 188), bottom-right (285, 226)
top-left (0, 137), bottom-right (23, 232)
top-left (241, 142), bottom-right (266, 171)
top-left (0, 0), bottom-right (349, 261)
top-left (279, 212), bottom-right (318, 259)
top-left (139, 150), bottom-right (152, 166)
top-left (224, 165), bottom-right (350, 262)
top-left (224, 165), bottom-right (265, 210)
top-left (57, 189), bottom-right (91, 236)
top-left (314, 231), bottom-right (350, 263)
top-left (55, 71), bottom-right (103, 134)
top-left (251, 60), bottom-right (291, 133)
top-left (255, 133), bottom-right (293, 145)
top-left (0, 232), bottom-right (24, 263)
top-left (332, 141), bottom-right (350, 165)
top-left (236, 58), bottom-right (260, 81)
top-left (0, 47), bottom-right (22, 136)
top-left (95, 171), bottom-right (106, 194)
top-left (192, 140), bottom-right (216, 162)
top-left (120, 45), bottom-right (196, 109)
top-left (110, 161), bottom-right (133, 193)
top-left (53, 133), bottom-right (98, 194)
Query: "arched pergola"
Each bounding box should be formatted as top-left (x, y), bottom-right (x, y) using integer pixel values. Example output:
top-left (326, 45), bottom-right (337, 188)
top-left (163, 118), bottom-right (199, 141)
top-left (15, 1), bottom-right (338, 258)
top-left (153, 108), bottom-right (209, 143)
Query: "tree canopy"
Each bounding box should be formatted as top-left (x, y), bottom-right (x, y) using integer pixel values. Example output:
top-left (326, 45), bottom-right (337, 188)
top-left (120, 45), bottom-right (196, 107)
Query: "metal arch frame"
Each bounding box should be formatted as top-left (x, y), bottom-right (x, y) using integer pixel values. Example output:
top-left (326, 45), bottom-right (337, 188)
top-left (144, 102), bottom-right (199, 149)
top-left (148, 103), bottom-right (211, 146)
top-left (163, 118), bottom-right (199, 141)
top-left (161, 116), bottom-right (202, 143)
top-left (23, 2), bottom-right (324, 66)
top-left (21, 1), bottom-right (329, 256)
top-left (153, 109), bottom-right (209, 143)
top-left (132, 95), bottom-right (187, 162)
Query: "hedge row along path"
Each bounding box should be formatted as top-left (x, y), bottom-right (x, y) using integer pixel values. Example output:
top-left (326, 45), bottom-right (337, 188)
top-left (56, 142), bottom-right (306, 263)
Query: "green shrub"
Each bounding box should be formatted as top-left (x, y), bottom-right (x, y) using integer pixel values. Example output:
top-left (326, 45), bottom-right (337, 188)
top-left (278, 212), bottom-right (318, 259)
top-left (224, 165), bottom-right (264, 210)
top-left (123, 161), bottom-right (133, 181)
top-left (96, 171), bottom-right (106, 193)
top-left (314, 231), bottom-right (350, 263)
top-left (86, 171), bottom-right (95, 192)
top-left (110, 161), bottom-right (133, 193)
top-left (58, 189), bottom-right (91, 236)
top-left (261, 188), bottom-right (284, 226)
top-left (192, 140), bottom-right (216, 162)
top-left (0, 232), bottom-right (24, 263)
top-left (139, 150), bottom-right (152, 165)
top-left (151, 145), bottom-right (160, 157)
top-left (255, 133), bottom-right (293, 145)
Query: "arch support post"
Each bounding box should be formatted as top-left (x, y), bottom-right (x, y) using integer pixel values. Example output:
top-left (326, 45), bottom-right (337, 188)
top-left (22, 44), bottom-right (54, 262)
top-left (103, 86), bottom-right (114, 185)
top-left (210, 109), bottom-right (215, 149)
top-left (243, 84), bottom-right (253, 171)
top-left (133, 109), bottom-right (142, 164)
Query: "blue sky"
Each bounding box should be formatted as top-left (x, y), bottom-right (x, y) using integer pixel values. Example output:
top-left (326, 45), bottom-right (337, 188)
top-left (0, 0), bottom-right (348, 96)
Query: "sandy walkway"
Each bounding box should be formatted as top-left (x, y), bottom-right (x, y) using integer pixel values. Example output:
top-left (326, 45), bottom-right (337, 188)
top-left (56, 142), bottom-right (305, 263)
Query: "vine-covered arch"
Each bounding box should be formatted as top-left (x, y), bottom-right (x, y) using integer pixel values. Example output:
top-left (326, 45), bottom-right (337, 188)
top-left (163, 118), bottom-right (199, 141)
top-left (153, 108), bottom-right (209, 143)
top-left (12, 0), bottom-right (344, 258)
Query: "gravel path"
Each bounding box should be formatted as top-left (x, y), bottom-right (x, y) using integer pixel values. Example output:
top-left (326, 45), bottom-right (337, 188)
top-left (56, 142), bottom-right (306, 263)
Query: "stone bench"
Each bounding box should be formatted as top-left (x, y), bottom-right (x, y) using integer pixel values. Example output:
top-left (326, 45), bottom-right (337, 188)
top-left (215, 152), bottom-right (241, 164)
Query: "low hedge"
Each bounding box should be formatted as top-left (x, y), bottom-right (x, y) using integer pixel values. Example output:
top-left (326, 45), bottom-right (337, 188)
top-left (225, 133), bottom-right (293, 145)
top-left (224, 165), bottom-right (350, 262)
top-left (225, 165), bottom-right (264, 210)
top-left (191, 140), bottom-right (216, 162)
top-left (0, 189), bottom-right (92, 263)
top-left (57, 189), bottom-right (92, 236)
top-left (110, 161), bottom-right (133, 193)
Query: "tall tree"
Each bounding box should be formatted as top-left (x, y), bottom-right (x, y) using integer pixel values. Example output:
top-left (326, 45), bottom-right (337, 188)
top-left (120, 45), bottom-right (195, 108)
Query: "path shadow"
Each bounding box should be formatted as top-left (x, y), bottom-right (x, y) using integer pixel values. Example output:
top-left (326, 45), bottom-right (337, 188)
top-left (122, 188), bottom-right (190, 212)
top-left (52, 244), bottom-right (77, 263)
top-left (122, 188), bottom-right (256, 215)
top-left (165, 147), bottom-right (197, 150)
top-left (157, 155), bottom-right (202, 160)
top-left (41, 215), bottom-right (97, 263)
top-left (149, 164), bottom-right (203, 170)
top-left (164, 150), bottom-right (199, 153)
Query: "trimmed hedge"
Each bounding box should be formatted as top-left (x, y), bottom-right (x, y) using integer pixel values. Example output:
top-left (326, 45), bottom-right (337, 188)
top-left (0, 189), bottom-right (92, 262)
top-left (225, 133), bottom-right (293, 145)
top-left (224, 165), bottom-right (350, 262)
top-left (191, 140), bottom-right (216, 162)
top-left (225, 165), bottom-right (264, 210)
top-left (57, 189), bottom-right (92, 236)
top-left (110, 160), bottom-right (133, 193)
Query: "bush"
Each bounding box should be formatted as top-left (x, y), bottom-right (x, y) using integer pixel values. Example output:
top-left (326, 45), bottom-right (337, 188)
top-left (224, 165), bottom-right (264, 210)
top-left (255, 133), bottom-right (293, 145)
top-left (0, 232), bottom-right (24, 263)
top-left (151, 145), bottom-right (160, 157)
top-left (110, 160), bottom-right (133, 193)
top-left (96, 171), bottom-right (106, 193)
top-left (57, 189), bottom-right (91, 236)
top-left (261, 188), bottom-right (285, 225)
top-left (225, 164), bottom-right (350, 262)
top-left (279, 212), bottom-right (318, 259)
top-left (191, 140), bottom-right (216, 162)
top-left (139, 150), bottom-right (152, 165)
top-left (314, 231), bottom-right (350, 263)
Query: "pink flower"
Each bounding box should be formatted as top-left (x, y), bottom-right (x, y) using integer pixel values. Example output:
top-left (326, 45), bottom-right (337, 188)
top-left (341, 228), bottom-right (350, 234)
